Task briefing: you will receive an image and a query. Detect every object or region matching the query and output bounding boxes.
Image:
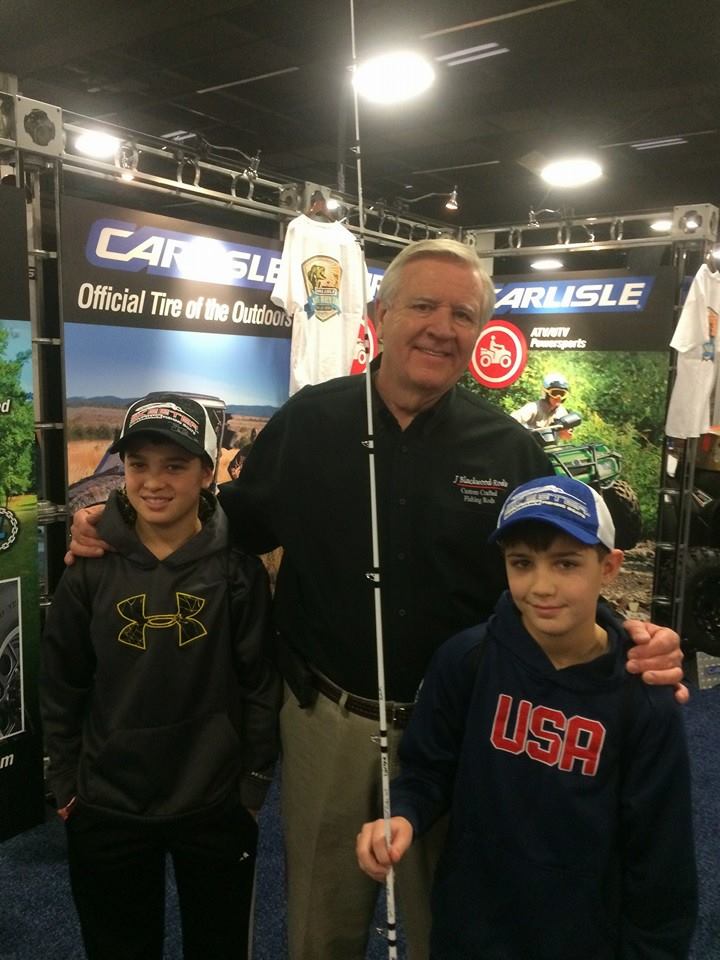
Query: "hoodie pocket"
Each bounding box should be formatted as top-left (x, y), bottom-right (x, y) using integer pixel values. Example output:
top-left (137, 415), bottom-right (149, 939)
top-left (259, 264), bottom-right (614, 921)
top-left (82, 712), bottom-right (242, 816)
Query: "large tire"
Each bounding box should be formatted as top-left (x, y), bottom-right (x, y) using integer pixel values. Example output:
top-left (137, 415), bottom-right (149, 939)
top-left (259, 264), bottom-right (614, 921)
top-left (601, 479), bottom-right (642, 550)
top-left (0, 582), bottom-right (21, 739)
top-left (681, 547), bottom-right (720, 656)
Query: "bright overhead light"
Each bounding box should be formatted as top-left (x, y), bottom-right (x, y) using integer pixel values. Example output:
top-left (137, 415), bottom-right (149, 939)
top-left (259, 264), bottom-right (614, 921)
top-left (531, 258), bottom-right (564, 271)
top-left (74, 131), bottom-right (120, 159)
top-left (650, 219), bottom-right (673, 232)
top-left (540, 157), bottom-right (602, 188)
top-left (353, 51), bottom-right (435, 104)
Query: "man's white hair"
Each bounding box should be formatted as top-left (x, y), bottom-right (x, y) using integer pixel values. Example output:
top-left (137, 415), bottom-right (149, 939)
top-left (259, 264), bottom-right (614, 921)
top-left (378, 238), bottom-right (495, 325)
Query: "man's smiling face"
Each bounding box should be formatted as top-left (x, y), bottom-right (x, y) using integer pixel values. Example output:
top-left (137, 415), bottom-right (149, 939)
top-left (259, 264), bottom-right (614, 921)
top-left (375, 256), bottom-right (485, 405)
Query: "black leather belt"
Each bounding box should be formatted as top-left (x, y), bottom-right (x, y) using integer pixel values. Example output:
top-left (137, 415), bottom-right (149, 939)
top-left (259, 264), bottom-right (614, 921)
top-left (312, 672), bottom-right (414, 729)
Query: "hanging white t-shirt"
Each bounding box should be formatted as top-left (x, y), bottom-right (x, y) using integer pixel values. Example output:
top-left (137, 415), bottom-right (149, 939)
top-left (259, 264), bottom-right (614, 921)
top-left (271, 214), bottom-right (368, 395)
top-left (665, 263), bottom-right (720, 438)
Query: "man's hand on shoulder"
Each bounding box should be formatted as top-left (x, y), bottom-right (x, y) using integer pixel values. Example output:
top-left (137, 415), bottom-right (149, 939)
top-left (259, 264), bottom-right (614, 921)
top-left (64, 504), bottom-right (113, 566)
top-left (624, 619), bottom-right (689, 704)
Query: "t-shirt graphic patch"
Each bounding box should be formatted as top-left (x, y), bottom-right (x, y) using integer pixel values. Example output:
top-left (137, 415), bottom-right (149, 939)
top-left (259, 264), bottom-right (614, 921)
top-left (302, 255), bottom-right (342, 321)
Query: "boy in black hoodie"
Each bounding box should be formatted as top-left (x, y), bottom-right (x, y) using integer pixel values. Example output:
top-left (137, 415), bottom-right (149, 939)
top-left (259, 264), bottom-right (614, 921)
top-left (357, 475), bottom-right (697, 959)
top-left (41, 393), bottom-right (280, 960)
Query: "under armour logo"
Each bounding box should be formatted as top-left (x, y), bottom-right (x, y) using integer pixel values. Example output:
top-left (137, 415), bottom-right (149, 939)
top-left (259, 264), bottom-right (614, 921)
top-left (116, 593), bottom-right (207, 649)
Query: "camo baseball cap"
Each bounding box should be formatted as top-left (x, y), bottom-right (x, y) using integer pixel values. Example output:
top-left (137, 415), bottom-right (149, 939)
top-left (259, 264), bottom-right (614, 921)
top-left (489, 475), bottom-right (615, 550)
top-left (110, 392), bottom-right (218, 466)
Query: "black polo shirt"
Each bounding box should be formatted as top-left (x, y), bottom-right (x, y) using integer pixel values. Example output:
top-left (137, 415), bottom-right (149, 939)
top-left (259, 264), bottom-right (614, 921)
top-left (219, 372), bottom-right (551, 701)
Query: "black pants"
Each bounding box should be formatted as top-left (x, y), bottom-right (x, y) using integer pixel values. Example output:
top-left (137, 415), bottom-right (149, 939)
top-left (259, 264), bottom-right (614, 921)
top-left (65, 800), bottom-right (258, 960)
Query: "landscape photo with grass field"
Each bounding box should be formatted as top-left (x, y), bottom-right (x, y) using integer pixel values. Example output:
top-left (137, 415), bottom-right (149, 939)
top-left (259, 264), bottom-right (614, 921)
top-left (64, 321), bottom-right (291, 510)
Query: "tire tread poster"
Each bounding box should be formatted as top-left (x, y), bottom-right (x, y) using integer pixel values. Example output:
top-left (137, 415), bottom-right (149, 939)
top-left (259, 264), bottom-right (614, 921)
top-left (0, 185), bottom-right (45, 840)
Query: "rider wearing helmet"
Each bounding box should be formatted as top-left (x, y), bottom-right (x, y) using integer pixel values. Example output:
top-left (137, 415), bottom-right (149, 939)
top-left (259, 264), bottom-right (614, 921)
top-left (511, 373), bottom-right (572, 435)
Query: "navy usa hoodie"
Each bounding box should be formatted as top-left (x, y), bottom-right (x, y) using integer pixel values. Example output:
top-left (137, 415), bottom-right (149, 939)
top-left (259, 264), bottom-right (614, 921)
top-left (392, 593), bottom-right (697, 960)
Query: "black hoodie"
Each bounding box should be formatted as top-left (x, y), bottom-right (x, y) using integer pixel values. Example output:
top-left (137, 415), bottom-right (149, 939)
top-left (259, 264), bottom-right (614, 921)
top-left (41, 491), bottom-right (280, 820)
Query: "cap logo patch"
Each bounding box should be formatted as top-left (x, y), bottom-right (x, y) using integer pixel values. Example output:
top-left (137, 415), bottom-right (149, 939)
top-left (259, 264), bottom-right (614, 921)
top-left (500, 483), bottom-right (591, 523)
top-left (128, 402), bottom-right (199, 437)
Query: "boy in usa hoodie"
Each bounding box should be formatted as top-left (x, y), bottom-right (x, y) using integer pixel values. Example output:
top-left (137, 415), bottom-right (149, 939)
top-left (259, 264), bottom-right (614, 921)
top-left (357, 476), bottom-right (696, 960)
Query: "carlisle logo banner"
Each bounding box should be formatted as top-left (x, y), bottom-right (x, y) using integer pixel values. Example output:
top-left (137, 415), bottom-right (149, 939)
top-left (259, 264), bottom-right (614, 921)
top-left (85, 218), bottom-right (282, 289)
top-left (469, 320), bottom-right (527, 388)
top-left (302, 255), bottom-right (342, 321)
top-left (61, 196), bottom-right (291, 339)
top-left (480, 269), bottom-right (671, 353)
top-left (493, 277), bottom-right (654, 314)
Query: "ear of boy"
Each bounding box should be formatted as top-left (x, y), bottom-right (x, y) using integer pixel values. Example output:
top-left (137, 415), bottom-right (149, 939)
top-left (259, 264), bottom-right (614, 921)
top-left (601, 549), bottom-right (624, 585)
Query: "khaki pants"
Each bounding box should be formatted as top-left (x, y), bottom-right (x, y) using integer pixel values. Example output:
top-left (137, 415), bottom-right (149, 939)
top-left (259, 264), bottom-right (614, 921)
top-left (280, 686), bottom-right (446, 960)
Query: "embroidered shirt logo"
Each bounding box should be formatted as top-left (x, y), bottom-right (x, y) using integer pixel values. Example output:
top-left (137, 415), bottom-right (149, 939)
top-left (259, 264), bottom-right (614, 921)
top-left (453, 474), bottom-right (509, 506)
top-left (116, 593), bottom-right (207, 649)
top-left (302, 255), bottom-right (342, 321)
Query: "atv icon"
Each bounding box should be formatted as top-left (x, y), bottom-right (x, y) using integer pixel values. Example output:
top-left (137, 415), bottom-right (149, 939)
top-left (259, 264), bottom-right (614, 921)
top-left (480, 335), bottom-right (512, 369)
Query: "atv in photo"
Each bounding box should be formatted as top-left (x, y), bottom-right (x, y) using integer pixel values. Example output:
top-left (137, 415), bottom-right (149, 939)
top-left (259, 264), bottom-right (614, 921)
top-left (529, 412), bottom-right (643, 550)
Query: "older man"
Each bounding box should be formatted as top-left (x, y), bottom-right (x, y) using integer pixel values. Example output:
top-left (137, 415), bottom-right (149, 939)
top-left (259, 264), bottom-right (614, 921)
top-left (70, 239), bottom-right (684, 960)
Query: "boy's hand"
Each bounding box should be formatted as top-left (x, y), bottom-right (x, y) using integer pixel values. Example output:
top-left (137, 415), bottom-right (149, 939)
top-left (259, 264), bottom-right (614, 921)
top-left (64, 504), bottom-right (113, 566)
top-left (624, 619), bottom-right (688, 704)
top-left (356, 816), bottom-right (413, 882)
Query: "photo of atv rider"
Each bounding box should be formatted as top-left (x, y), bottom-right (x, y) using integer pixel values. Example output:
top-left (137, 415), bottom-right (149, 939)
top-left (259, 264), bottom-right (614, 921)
top-left (508, 370), bottom-right (642, 550)
top-left (511, 372), bottom-right (574, 440)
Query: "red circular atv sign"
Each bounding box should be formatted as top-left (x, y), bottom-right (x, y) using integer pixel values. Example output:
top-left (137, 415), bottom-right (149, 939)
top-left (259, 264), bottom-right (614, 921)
top-left (469, 319), bottom-right (528, 388)
top-left (350, 316), bottom-right (379, 375)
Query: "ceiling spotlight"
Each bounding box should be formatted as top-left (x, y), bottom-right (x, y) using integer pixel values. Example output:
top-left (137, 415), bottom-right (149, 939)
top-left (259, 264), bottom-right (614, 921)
top-left (116, 142), bottom-right (138, 181)
top-left (75, 131), bottom-right (120, 159)
top-left (540, 157), bottom-right (602, 188)
top-left (403, 187), bottom-right (458, 211)
top-left (242, 150), bottom-right (261, 180)
top-left (531, 258), bottom-right (564, 271)
top-left (679, 210), bottom-right (701, 233)
top-left (650, 218), bottom-right (673, 232)
top-left (353, 51), bottom-right (435, 104)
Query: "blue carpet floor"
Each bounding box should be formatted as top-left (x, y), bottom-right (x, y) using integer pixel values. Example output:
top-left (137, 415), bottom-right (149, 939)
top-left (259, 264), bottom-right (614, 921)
top-left (1, 684), bottom-right (718, 959)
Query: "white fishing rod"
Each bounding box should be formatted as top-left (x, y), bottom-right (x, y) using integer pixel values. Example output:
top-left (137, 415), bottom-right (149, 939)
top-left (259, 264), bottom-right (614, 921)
top-left (348, 1), bottom-right (399, 957)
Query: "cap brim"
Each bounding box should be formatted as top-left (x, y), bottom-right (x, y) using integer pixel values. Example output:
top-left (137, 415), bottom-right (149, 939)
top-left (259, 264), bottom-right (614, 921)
top-left (109, 428), bottom-right (206, 460)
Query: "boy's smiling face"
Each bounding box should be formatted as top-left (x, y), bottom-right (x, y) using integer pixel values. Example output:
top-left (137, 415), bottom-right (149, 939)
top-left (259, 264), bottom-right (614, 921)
top-left (504, 532), bottom-right (623, 651)
top-left (123, 437), bottom-right (213, 535)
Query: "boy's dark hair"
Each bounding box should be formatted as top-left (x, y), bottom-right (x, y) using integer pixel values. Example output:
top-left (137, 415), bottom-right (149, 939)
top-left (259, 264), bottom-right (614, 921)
top-left (496, 519), bottom-right (610, 559)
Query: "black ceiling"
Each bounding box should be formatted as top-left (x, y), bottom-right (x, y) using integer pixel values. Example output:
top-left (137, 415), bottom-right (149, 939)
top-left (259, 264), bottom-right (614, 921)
top-left (3, 0), bottom-right (720, 233)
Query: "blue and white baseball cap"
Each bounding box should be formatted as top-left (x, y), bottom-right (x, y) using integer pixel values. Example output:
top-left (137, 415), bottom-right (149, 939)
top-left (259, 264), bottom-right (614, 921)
top-left (489, 476), bottom-right (615, 550)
